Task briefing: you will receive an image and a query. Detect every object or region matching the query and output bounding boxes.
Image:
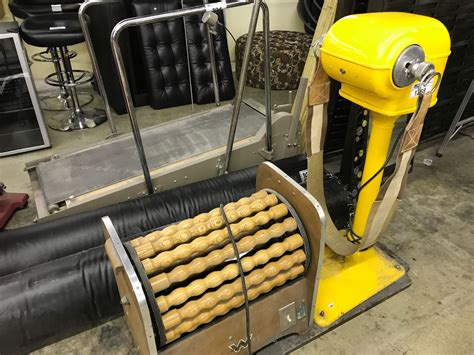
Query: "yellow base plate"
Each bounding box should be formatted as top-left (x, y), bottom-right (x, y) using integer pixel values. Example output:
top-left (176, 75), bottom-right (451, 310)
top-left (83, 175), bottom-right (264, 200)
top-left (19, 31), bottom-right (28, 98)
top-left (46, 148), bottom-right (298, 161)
top-left (314, 246), bottom-right (406, 328)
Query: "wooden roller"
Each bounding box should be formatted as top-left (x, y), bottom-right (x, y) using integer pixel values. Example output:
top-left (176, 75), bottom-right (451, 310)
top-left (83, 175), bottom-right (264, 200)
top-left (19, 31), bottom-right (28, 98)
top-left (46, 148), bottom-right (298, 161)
top-left (141, 203), bottom-right (289, 275)
top-left (131, 190), bottom-right (272, 248)
top-left (161, 249), bottom-right (306, 329)
top-left (134, 192), bottom-right (278, 259)
top-left (165, 264), bottom-right (305, 342)
top-left (156, 234), bottom-right (304, 312)
top-left (149, 217), bottom-right (298, 292)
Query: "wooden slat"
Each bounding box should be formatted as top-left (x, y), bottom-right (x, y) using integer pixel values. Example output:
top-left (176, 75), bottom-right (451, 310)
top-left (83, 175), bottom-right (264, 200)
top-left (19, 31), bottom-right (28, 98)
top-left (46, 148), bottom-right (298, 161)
top-left (291, 0), bottom-right (338, 150)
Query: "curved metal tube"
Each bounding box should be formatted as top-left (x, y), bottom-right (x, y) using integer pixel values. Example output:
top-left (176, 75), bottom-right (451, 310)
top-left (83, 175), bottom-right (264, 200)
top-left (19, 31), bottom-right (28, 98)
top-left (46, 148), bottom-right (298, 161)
top-left (223, 0), bottom-right (272, 172)
top-left (110, 0), bottom-right (252, 194)
top-left (261, 1), bottom-right (272, 152)
top-left (79, 0), bottom-right (118, 137)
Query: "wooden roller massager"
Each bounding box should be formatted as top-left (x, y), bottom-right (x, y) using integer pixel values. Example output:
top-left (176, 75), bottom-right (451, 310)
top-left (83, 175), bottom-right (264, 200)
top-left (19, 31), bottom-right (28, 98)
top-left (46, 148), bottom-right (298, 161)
top-left (103, 162), bottom-right (325, 354)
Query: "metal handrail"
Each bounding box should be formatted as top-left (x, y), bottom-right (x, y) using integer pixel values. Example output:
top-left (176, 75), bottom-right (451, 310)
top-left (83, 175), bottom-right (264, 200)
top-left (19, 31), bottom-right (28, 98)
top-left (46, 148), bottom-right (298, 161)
top-left (223, 0), bottom-right (272, 172)
top-left (79, 0), bottom-right (119, 138)
top-left (110, 0), bottom-right (271, 194)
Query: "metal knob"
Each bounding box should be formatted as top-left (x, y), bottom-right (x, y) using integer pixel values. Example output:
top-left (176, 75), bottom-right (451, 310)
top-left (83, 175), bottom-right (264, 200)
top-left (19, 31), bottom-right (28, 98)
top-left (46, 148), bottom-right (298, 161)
top-left (392, 45), bottom-right (435, 88)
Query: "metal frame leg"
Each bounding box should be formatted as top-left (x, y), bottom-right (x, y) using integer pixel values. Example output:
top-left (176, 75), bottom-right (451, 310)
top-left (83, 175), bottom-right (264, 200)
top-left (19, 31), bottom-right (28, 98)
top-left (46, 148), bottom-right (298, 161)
top-left (202, 0), bottom-right (220, 106)
top-left (261, 1), bottom-right (272, 153)
top-left (223, 0), bottom-right (272, 173)
top-left (79, 0), bottom-right (119, 138)
top-left (206, 23), bottom-right (221, 106)
top-left (436, 79), bottom-right (474, 157)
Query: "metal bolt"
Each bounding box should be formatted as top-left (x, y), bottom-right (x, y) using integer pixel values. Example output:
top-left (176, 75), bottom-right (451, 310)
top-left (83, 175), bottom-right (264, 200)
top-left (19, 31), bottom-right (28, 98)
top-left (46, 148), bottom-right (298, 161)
top-left (120, 296), bottom-right (129, 305)
top-left (339, 68), bottom-right (346, 74)
top-left (395, 264), bottom-right (402, 270)
top-left (319, 311), bottom-right (325, 317)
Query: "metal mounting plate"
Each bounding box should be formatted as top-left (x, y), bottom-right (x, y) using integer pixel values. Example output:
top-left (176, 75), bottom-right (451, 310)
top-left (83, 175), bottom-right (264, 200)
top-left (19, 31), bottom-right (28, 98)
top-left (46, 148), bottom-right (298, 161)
top-left (102, 216), bottom-right (157, 354)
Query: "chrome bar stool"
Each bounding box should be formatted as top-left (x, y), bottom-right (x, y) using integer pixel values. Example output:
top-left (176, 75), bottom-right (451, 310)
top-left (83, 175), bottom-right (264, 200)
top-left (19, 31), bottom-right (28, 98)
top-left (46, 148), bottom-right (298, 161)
top-left (9, 0), bottom-right (94, 113)
top-left (19, 12), bottom-right (106, 130)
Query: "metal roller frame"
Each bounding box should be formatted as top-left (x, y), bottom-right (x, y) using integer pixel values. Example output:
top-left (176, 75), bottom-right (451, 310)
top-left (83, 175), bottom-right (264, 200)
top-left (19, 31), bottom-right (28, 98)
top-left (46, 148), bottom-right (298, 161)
top-left (103, 161), bottom-right (326, 354)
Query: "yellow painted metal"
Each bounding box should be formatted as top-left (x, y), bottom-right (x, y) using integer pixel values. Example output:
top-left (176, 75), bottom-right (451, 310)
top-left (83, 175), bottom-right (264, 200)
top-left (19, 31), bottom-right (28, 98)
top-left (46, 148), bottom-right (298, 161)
top-left (315, 246), bottom-right (406, 327)
top-left (320, 12), bottom-right (450, 116)
top-left (310, 12), bottom-right (451, 328)
top-left (352, 112), bottom-right (399, 237)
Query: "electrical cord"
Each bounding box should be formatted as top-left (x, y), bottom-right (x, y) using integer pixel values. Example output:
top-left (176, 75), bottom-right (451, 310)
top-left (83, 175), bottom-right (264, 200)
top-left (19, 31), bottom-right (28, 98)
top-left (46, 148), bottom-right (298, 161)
top-left (187, 20), bottom-right (237, 43)
top-left (345, 127), bottom-right (405, 244)
top-left (217, 21), bottom-right (237, 43)
top-left (219, 205), bottom-right (252, 354)
top-left (343, 74), bottom-right (436, 244)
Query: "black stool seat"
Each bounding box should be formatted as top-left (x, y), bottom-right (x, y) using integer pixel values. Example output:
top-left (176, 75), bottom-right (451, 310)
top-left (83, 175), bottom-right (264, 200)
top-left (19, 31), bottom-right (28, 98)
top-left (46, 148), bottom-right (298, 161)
top-left (20, 13), bottom-right (84, 47)
top-left (9, 1), bottom-right (80, 20)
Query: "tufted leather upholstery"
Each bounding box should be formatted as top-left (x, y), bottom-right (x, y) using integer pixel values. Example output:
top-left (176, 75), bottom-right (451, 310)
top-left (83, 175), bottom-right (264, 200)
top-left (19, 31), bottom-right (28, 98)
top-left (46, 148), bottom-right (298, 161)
top-left (131, 0), bottom-right (191, 109)
top-left (183, 2), bottom-right (235, 104)
top-left (20, 13), bottom-right (84, 47)
top-left (130, 0), bottom-right (234, 109)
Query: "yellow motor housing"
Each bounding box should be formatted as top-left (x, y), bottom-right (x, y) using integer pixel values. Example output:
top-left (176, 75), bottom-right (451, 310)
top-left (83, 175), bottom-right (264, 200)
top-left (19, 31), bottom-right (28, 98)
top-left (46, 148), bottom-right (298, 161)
top-left (320, 12), bottom-right (451, 117)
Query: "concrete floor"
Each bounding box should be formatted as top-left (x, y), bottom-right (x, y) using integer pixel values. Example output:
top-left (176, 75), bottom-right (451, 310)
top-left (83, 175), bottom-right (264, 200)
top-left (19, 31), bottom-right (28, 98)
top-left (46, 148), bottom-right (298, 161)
top-left (1, 85), bottom-right (473, 354)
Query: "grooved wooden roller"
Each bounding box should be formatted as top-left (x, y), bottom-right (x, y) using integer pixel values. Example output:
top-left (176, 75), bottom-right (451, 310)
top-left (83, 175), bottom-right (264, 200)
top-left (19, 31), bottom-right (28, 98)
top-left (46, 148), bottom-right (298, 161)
top-left (122, 184), bottom-right (312, 347)
top-left (165, 264), bottom-right (305, 342)
top-left (161, 250), bottom-right (306, 329)
top-left (156, 234), bottom-right (304, 312)
top-left (141, 203), bottom-right (289, 275)
top-left (131, 191), bottom-right (276, 249)
top-left (149, 217), bottom-right (298, 292)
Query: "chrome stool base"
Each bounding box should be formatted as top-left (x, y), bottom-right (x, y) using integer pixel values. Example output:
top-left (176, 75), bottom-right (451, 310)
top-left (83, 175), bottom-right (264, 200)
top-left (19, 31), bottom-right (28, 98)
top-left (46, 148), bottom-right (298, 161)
top-left (40, 90), bottom-right (94, 111)
top-left (33, 46), bottom-right (105, 131)
top-left (49, 108), bottom-right (107, 131)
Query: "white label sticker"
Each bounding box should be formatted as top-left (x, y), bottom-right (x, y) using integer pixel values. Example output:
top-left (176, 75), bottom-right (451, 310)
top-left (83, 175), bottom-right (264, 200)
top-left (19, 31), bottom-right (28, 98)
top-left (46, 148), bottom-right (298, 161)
top-left (205, 1), bottom-right (228, 11)
top-left (410, 78), bottom-right (434, 98)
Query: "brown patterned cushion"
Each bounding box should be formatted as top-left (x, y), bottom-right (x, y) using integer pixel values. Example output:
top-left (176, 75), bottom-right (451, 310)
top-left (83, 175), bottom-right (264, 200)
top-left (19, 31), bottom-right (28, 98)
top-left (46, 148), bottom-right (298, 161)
top-left (235, 30), bottom-right (312, 90)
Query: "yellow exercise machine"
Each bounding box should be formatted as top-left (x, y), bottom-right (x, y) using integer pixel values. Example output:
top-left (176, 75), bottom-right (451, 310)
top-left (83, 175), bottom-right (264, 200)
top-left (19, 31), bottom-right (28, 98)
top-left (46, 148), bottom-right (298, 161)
top-left (307, 12), bottom-right (450, 327)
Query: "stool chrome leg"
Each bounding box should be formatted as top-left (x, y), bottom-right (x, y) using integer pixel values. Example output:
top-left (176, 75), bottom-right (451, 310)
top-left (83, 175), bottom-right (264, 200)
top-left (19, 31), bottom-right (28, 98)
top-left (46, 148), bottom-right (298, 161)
top-left (34, 48), bottom-right (94, 111)
top-left (50, 47), bottom-right (71, 111)
top-left (49, 47), bottom-right (106, 131)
